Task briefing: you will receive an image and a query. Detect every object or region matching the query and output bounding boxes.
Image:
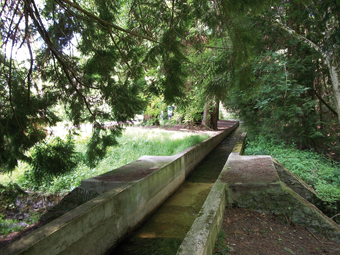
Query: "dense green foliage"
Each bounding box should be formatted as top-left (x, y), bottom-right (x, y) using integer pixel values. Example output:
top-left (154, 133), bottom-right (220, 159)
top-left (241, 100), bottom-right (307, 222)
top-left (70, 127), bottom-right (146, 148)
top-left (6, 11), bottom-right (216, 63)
top-left (223, 1), bottom-right (340, 155)
top-left (27, 136), bottom-right (78, 184)
top-left (245, 135), bottom-right (340, 203)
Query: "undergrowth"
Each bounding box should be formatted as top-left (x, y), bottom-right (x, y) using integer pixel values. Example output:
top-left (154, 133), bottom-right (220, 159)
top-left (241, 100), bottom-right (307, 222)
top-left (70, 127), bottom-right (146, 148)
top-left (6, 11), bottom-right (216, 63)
top-left (0, 127), bottom-right (209, 194)
top-left (0, 214), bottom-right (40, 236)
top-left (245, 135), bottom-right (340, 203)
top-left (214, 230), bottom-right (231, 255)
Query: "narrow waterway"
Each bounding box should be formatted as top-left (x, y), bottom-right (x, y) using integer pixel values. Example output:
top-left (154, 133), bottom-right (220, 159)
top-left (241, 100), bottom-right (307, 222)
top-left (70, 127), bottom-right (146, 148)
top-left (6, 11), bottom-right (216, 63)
top-left (107, 126), bottom-right (243, 255)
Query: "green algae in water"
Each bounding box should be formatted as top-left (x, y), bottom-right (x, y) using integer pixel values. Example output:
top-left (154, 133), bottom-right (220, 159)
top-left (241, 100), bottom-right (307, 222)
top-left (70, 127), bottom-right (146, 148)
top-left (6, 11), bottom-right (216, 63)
top-left (110, 237), bottom-right (182, 255)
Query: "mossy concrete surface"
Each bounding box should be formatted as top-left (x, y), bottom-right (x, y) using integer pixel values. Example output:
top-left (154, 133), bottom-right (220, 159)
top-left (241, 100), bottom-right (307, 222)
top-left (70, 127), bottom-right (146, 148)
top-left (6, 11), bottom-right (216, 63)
top-left (177, 132), bottom-right (340, 255)
top-left (0, 121), bottom-right (238, 255)
top-left (273, 159), bottom-right (324, 207)
top-left (223, 155), bottom-right (282, 206)
top-left (176, 181), bottom-right (226, 255)
top-left (80, 155), bottom-right (175, 194)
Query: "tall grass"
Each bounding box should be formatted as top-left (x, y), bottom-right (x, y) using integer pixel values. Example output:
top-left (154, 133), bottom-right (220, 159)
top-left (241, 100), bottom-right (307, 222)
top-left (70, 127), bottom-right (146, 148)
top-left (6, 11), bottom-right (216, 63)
top-left (245, 135), bottom-right (340, 202)
top-left (0, 127), bottom-right (209, 194)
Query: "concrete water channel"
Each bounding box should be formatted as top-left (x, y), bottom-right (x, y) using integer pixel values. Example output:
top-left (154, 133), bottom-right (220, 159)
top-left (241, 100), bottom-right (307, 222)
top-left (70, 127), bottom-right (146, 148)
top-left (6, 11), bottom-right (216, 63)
top-left (5, 121), bottom-right (340, 255)
top-left (108, 126), bottom-right (244, 255)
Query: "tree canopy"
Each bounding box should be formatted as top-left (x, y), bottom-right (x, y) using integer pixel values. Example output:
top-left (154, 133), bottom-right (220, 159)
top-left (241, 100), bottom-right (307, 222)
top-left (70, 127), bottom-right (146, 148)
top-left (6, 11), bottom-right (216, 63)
top-left (1, 0), bottom-right (339, 172)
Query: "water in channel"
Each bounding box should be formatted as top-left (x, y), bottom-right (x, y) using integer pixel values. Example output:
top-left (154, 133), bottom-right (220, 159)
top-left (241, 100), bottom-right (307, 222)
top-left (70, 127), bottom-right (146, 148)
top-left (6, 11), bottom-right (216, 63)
top-left (107, 126), bottom-right (243, 255)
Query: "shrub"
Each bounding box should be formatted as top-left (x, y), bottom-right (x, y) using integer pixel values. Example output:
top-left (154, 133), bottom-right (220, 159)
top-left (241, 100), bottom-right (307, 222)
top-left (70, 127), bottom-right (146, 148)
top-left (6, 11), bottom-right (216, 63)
top-left (26, 136), bottom-right (78, 185)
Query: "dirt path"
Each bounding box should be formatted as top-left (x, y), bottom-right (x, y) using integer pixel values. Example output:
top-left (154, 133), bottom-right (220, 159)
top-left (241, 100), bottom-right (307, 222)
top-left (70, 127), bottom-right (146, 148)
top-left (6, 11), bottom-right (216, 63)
top-left (215, 208), bottom-right (340, 255)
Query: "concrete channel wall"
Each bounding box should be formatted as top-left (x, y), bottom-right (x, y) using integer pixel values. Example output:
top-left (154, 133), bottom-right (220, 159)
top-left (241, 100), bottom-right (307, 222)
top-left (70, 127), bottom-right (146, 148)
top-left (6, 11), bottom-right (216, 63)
top-left (1, 122), bottom-right (239, 255)
top-left (176, 132), bottom-right (247, 255)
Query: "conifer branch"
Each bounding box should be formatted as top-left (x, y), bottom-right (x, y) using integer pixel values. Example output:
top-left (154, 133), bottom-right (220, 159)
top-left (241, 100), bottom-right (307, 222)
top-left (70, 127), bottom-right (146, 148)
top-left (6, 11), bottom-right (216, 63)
top-left (136, 0), bottom-right (152, 37)
top-left (169, 0), bottom-right (175, 49)
top-left (59, 0), bottom-right (169, 47)
top-left (314, 89), bottom-right (338, 117)
top-left (27, 0), bottom-right (95, 117)
top-left (218, 0), bottom-right (247, 55)
top-left (262, 16), bottom-right (325, 59)
top-left (107, 27), bottom-right (137, 79)
top-left (23, 1), bottom-right (33, 106)
top-left (3, 0), bottom-right (22, 46)
top-left (204, 46), bottom-right (231, 50)
top-left (8, 17), bottom-right (28, 138)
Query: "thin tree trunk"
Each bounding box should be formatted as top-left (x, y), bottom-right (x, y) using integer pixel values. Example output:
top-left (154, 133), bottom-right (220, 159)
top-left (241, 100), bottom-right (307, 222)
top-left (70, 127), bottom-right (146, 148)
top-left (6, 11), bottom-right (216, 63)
top-left (327, 56), bottom-right (340, 123)
top-left (202, 102), bottom-right (211, 128)
top-left (211, 99), bottom-right (219, 130)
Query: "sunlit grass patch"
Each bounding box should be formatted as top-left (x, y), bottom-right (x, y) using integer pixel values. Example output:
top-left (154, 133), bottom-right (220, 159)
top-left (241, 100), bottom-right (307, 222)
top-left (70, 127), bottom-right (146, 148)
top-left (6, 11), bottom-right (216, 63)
top-left (0, 127), bottom-right (209, 194)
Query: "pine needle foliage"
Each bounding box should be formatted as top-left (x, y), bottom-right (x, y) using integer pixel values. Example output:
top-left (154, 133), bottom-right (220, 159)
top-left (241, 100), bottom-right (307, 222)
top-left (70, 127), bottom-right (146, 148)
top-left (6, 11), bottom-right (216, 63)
top-left (27, 136), bottom-right (78, 185)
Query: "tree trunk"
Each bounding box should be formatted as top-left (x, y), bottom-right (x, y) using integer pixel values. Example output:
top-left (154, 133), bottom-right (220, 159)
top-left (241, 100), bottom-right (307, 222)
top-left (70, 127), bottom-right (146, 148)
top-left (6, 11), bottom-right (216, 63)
top-left (327, 56), bottom-right (340, 124)
top-left (202, 102), bottom-right (211, 128)
top-left (211, 99), bottom-right (219, 130)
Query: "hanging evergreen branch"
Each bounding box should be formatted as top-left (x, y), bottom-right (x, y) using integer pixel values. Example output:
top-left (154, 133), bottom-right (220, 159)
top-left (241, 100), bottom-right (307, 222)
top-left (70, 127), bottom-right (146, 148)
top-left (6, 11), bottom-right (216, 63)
top-left (26, 0), bottom-right (95, 117)
top-left (59, 0), bottom-right (169, 47)
top-left (107, 27), bottom-right (137, 79)
top-left (266, 16), bottom-right (325, 58)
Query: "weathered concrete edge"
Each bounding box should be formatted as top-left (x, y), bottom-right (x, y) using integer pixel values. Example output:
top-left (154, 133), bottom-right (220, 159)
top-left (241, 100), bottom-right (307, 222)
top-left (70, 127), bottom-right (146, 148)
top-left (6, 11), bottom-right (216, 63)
top-left (1, 121), bottom-right (239, 255)
top-left (176, 182), bottom-right (226, 255)
top-left (272, 159), bottom-right (322, 205)
top-left (176, 131), bottom-right (247, 255)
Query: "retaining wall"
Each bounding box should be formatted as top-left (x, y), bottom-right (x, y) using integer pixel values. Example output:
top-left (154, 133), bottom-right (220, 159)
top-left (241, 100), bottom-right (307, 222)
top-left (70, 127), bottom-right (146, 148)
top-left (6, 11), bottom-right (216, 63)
top-left (1, 121), bottom-right (239, 255)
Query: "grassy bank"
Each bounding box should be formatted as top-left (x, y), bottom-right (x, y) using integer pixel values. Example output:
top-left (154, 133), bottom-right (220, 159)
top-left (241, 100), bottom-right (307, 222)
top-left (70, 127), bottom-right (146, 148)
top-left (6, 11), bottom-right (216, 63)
top-left (0, 127), bottom-right (209, 194)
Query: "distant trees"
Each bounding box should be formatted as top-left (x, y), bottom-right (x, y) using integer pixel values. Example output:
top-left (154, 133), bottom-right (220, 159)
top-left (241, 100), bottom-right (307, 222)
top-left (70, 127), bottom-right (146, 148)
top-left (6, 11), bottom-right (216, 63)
top-left (224, 0), bottom-right (340, 154)
top-left (267, 1), bottom-right (340, 124)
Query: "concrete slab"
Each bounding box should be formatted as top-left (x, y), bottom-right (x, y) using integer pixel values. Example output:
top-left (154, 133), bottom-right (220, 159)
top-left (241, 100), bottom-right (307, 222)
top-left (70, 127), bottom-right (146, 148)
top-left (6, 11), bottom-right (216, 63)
top-left (221, 155), bottom-right (282, 206)
top-left (80, 156), bottom-right (175, 194)
top-left (221, 155), bottom-right (280, 185)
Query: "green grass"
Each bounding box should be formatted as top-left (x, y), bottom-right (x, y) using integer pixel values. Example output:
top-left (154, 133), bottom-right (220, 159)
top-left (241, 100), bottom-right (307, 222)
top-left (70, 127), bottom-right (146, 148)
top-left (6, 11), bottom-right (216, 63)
top-left (0, 213), bottom-right (40, 235)
top-left (214, 230), bottom-right (230, 255)
top-left (244, 135), bottom-right (340, 202)
top-left (0, 127), bottom-right (209, 194)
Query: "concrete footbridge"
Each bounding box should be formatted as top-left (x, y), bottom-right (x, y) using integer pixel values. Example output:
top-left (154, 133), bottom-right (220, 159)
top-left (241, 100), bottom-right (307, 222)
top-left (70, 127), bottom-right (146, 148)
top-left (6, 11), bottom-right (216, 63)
top-left (2, 121), bottom-right (340, 255)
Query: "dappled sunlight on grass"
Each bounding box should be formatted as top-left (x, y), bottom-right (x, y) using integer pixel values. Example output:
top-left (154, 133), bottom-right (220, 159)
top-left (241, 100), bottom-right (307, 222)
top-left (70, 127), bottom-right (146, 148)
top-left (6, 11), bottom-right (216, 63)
top-left (0, 127), bottom-right (209, 194)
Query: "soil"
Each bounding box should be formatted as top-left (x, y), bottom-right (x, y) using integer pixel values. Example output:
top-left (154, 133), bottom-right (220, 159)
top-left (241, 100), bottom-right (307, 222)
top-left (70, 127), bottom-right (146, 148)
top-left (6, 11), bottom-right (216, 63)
top-left (0, 193), bottom-right (64, 249)
top-left (216, 208), bottom-right (340, 255)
